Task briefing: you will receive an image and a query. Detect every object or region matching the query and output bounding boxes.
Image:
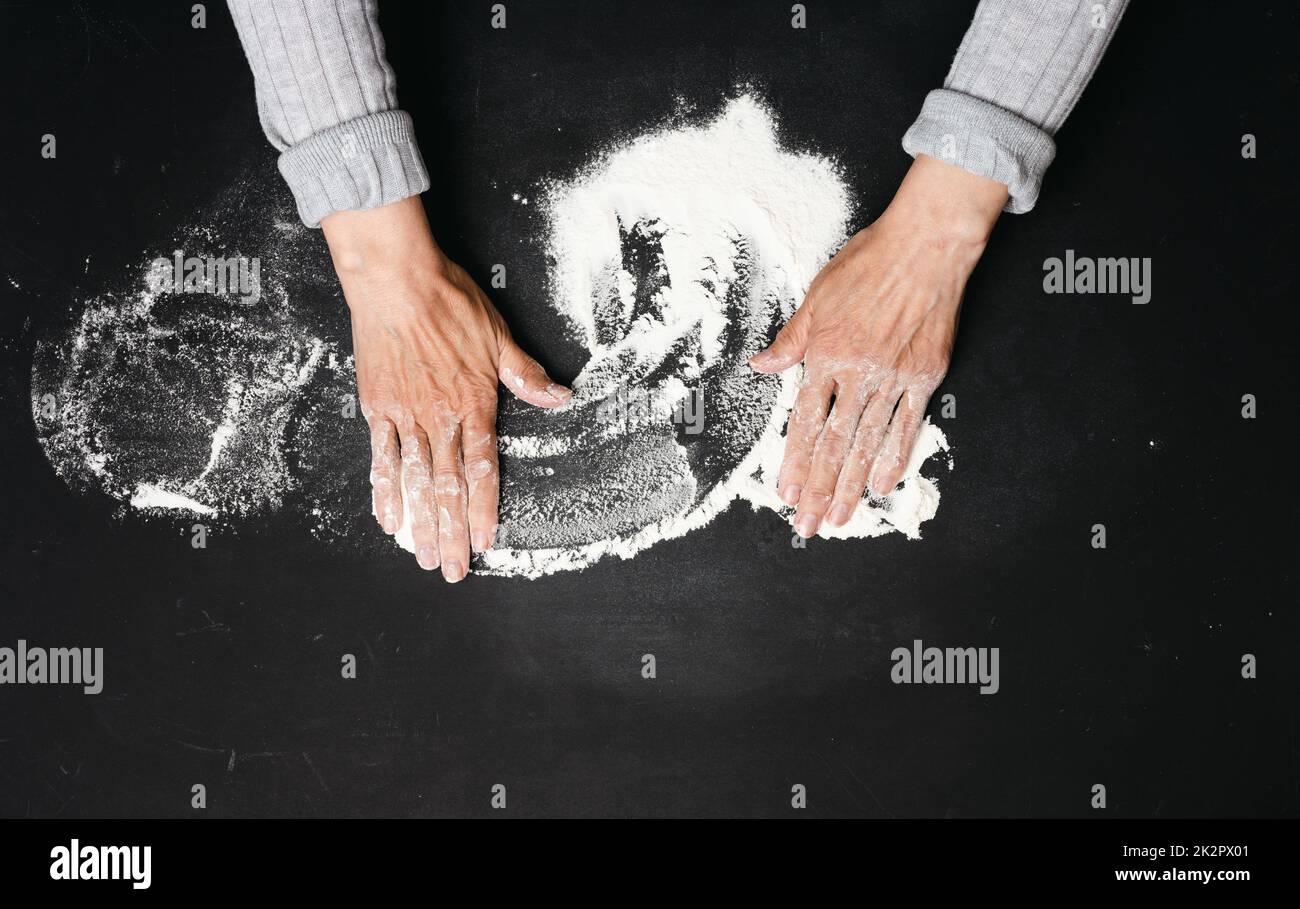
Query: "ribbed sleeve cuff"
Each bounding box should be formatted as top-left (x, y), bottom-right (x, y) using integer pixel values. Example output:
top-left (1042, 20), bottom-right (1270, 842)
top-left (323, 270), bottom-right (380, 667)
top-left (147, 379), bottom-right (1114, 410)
top-left (902, 89), bottom-right (1057, 214)
top-left (277, 110), bottom-right (431, 228)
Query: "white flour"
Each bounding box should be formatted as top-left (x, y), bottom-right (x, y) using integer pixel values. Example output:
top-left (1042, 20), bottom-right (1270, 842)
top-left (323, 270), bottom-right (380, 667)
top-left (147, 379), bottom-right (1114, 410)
top-left (34, 94), bottom-right (951, 579)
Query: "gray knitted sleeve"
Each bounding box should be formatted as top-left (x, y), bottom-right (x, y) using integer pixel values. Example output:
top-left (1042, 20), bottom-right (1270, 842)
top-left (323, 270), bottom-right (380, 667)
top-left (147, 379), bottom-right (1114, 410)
top-left (227, 0), bottom-right (430, 228)
top-left (902, 0), bottom-right (1128, 213)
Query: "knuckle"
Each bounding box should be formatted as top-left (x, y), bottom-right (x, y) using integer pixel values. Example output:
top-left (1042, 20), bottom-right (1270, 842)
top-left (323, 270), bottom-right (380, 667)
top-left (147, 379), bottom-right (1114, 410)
top-left (369, 448), bottom-right (398, 476)
top-left (462, 426), bottom-right (496, 454)
top-left (779, 453), bottom-right (809, 475)
top-left (368, 424), bottom-right (394, 447)
top-left (438, 507), bottom-right (468, 535)
top-left (858, 357), bottom-right (888, 383)
top-left (778, 467), bottom-right (806, 488)
top-left (801, 486), bottom-right (833, 506)
top-left (458, 388), bottom-right (498, 421)
top-left (416, 396), bottom-right (453, 427)
top-left (388, 408), bottom-right (419, 434)
top-left (844, 448), bottom-right (872, 472)
top-left (464, 457), bottom-right (497, 481)
top-left (862, 422), bottom-right (890, 448)
top-left (838, 460), bottom-right (870, 487)
top-left (433, 470), bottom-right (465, 498)
top-left (510, 352), bottom-right (541, 380)
top-left (833, 483), bottom-right (863, 505)
top-left (411, 518), bottom-right (438, 543)
top-left (401, 448), bottom-right (431, 471)
top-left (439, 285), bottom-right (475, 315)
top-left (820, 423), bottom-right (853, 448)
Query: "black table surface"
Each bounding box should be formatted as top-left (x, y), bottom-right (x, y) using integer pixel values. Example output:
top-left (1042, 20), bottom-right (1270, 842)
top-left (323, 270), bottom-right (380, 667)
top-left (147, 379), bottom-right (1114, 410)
top-left (0, 1), bottom-right (1295, 817)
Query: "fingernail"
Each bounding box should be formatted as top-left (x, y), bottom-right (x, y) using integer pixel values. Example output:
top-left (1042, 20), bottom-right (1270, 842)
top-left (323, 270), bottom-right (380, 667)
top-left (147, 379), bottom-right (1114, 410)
top-left (795, 514), bottom-right (818, 538)
top-left (828, 504), bottom-right (851, 526)
top-left (780, 484), bottom-right (802, 506)
top-left (545, 383), bottom-right (572, 402)
top-left (417, 546), bottom-right (439, 570)
top-left (873, 477), bottom-right (894, 496)
top-left (444, 560), bottom-right (466, 583)
top-left (472, 530), bottom-right (493, 552)
top-left (748, 349), bottom-right (774, 369)
top-left (382, 508), bottom-right (399, 534)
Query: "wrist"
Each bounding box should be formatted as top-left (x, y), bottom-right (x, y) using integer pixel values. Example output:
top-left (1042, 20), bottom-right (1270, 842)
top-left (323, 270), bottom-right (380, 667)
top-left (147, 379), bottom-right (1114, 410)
top-left (321, 197), bottom-right (447, 309)
top-left (883, 153), bottom-right (1008, 249)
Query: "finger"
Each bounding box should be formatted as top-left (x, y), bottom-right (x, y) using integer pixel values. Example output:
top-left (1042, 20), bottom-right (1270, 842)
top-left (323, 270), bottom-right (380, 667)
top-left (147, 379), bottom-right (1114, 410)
top-left (428, 416), bottom-right (471, 583)
top-left (499, 336), bottom-right (571, 408)
top-left (461, 405), bottom-right (500, 554)
top-left (397, 422), bottom-right (441, 571)
top-left (777, 373), bottom-right (835, 510)
top-left (368, 418), bottom-right (402, 534)
top-left (869, 386), bottom-right (933, 496)
top-left (827, 383), bottom-right (899, 526)
top-left (793, 379), bottom-right (870, 538)
top-left (748, 304), bottom-right (811, 373)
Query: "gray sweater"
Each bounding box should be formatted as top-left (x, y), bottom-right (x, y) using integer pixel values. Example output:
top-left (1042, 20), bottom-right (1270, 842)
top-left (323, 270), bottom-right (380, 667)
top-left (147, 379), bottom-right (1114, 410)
top-left (228, 0), bottom-right (1127, 226)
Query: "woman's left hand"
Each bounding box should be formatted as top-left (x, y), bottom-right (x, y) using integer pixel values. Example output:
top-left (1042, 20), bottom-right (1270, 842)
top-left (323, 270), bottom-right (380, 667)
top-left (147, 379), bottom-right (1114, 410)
top-left (748, 154), bottom-right (1008, 538)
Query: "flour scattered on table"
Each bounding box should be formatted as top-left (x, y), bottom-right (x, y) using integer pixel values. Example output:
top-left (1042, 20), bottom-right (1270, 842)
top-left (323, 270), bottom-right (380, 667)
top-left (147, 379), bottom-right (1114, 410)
top-left (33, 94), bottom-right (952, 579)
top-left (31, 178), bottom-right (368, 543)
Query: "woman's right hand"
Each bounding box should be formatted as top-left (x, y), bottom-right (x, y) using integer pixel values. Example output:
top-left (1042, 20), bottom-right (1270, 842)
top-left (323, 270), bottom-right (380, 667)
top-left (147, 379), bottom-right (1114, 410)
top-left (322, 197), bottom-right (571, 582)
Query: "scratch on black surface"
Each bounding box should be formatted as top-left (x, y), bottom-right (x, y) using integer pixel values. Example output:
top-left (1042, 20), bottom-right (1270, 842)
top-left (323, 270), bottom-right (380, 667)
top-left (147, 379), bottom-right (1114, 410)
top-left (39, 773), bottom-right (73, 817)
top-left (91, 704), bottom-right (128, 745)
top-left (123, 18), bottom-right (159, 56)
top-left (176, 610), bottom-right (230, 637)
top-left (473, 59), bottom-right (481, 124)
top-left (232, 751), bottom-right (291, 769)
top-left (360, 635), bottom-right (377, 671)
top-left (73, 3), bottom-right (91, 81)
top-left (173, 739), bottom-right (226, 755)
top-left (302, 751), bottom-right (330, 795)
top-left (808, 751), bottom-right (868, 814)
top-left (842, 762), bottom-right (894, 819)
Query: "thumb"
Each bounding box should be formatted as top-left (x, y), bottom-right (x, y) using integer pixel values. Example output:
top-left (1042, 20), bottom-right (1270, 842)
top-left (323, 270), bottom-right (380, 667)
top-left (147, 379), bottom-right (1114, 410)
top-left (499, 335), bottom-right (571, 408)
top-left (748, 304), bottom-right (812, 373)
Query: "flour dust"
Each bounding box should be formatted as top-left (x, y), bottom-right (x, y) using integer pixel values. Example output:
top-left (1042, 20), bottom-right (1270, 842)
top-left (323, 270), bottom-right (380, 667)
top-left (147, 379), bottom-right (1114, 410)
top-left (31, 181), bottom-right (370, 545)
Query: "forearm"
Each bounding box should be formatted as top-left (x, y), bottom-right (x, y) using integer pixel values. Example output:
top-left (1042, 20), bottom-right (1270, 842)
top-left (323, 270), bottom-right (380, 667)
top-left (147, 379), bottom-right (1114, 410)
top-left (227, 0), bottom-right (429, 227)
top-left (903, 0), bottom-right (1128, 213)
